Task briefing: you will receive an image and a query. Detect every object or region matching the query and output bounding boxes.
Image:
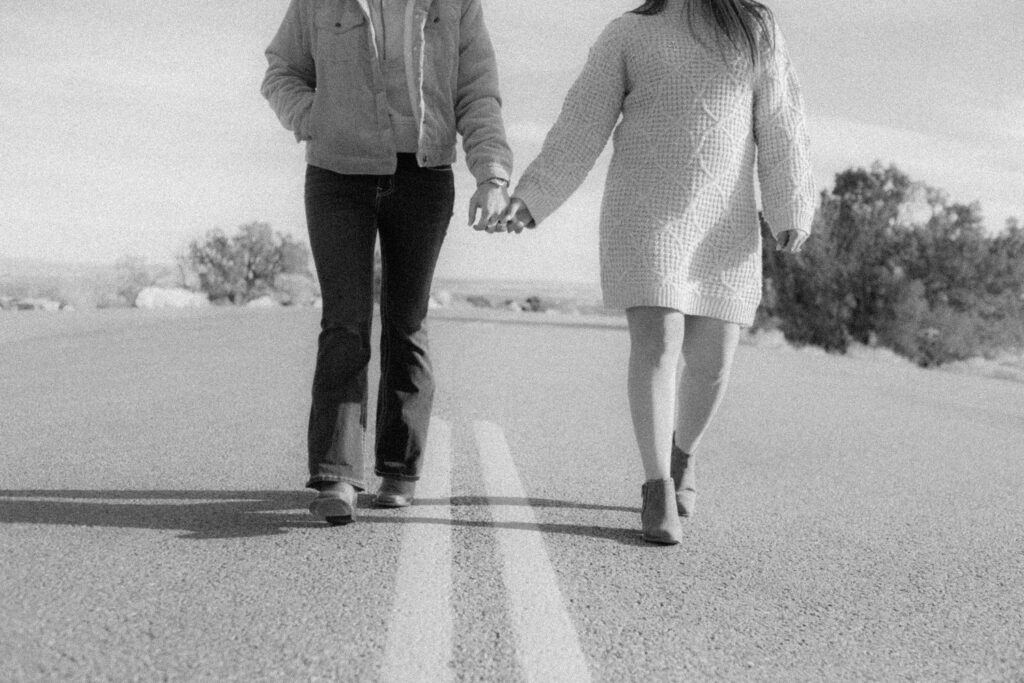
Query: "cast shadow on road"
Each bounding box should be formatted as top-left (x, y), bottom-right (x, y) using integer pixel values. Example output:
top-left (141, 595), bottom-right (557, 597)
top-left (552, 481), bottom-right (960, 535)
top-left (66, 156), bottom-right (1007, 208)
top-left (0, 489), bottom-right (317, 540)
top-left (360, 495), bottom-right (649, 547)
top-left (0, 490), bottom-right (645, 544)
top-left (443, 495), bottom-right (637, 514)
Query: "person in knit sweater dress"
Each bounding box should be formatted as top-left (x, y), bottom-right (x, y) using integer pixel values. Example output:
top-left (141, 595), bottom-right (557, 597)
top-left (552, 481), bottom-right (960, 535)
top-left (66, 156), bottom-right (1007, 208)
top-left (503, 0), bottom-right (815, 544)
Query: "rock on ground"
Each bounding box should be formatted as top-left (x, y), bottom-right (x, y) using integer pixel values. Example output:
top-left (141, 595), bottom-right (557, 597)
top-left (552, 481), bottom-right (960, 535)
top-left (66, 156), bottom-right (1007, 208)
top-left (135, 287), bottom-right (210, 310)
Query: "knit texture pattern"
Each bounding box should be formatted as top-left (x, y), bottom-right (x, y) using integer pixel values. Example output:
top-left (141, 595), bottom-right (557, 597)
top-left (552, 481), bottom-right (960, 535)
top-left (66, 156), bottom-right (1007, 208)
top-left (514, 9), bottom-right (815, 325)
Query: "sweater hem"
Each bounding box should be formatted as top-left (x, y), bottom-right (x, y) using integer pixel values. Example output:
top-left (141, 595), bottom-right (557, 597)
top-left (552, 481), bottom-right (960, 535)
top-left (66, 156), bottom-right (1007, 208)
top-left (603, 288), bottom-right (757, 327)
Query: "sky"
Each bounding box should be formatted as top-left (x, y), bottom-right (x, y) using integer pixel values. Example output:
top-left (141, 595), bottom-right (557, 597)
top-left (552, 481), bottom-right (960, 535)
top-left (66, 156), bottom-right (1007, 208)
top-left (2, 0), bottom-right (1022, 284)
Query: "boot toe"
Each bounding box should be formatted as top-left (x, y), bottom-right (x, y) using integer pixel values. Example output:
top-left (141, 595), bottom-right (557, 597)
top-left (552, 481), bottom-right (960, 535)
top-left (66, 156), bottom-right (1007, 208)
top-left (374, 478), bottom-right (416, 508)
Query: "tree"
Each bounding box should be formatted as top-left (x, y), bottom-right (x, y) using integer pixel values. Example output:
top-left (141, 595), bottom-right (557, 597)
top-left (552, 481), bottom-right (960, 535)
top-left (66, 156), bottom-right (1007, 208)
top-left (184, 222), bottom-right (311, 304)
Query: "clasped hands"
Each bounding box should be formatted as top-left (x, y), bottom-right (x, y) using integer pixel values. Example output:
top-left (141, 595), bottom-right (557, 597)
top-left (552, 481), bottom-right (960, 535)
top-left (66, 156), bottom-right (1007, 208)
top-left (467, 184), bottom-right (535, 235)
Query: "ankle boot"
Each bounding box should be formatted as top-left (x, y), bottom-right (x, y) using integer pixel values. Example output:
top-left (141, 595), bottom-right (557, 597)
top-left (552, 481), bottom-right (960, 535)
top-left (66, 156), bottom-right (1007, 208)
top-left (670, 442), bottom-right (696, 517)
top-left (374, 477), bottom-right (416, 508)
top-left (641, 478), bottom-right (682, 545)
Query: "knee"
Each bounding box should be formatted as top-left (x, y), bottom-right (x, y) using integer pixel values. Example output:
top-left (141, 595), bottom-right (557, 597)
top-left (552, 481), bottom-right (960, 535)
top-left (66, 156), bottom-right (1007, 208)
top-left (681, 353), bottom-right (731, 387)
top-left (382, 312), bottom-right (426, 339)
top-left (316, 322), bottom-right (371, 374)
top-left (631, 334), bottom-right (679, 367)
top-left (628, 313), bottom-right (684, 366)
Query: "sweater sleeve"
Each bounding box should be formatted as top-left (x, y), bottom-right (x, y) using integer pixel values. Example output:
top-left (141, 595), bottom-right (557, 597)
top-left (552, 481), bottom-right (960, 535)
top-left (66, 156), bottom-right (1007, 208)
top-left (753, 23), bottom-right (816, 238)
top-left (513, 18), bottom-right (629, 225)
top-left (261, 0), bottom-right (316, 143)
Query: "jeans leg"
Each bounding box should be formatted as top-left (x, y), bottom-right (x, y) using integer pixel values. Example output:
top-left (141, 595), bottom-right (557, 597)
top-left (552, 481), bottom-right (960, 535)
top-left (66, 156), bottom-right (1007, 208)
top-left (374, 159), bottom-right (455, 481)
top-left (304, 165), bottom-right (379, 491)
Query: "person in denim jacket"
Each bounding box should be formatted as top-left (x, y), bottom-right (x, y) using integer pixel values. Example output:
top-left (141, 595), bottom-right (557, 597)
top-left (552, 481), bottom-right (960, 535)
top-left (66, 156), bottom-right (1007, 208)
top-left (262, 0), bottom-right (513, 524)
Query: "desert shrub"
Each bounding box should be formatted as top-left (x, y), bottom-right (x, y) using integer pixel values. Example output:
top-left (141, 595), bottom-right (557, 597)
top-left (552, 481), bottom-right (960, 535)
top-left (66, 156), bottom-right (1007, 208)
top-left (275, 272), bottom-right (320, 306)
top-left (111, 255), bottom-right (181, 307)
top-left (760, 163), bottom-right (1024, 365)
top-left (183, 222), bottom-right (311, 304)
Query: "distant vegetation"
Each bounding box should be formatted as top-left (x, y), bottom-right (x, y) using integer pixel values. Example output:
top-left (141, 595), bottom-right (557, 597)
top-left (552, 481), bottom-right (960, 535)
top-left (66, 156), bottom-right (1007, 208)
top-left (759, 163), bottom-right (1024, 366)
top-left (1, 222), bottom-right (319, 310)
top-left (182, 221), bottom-right (315, 305)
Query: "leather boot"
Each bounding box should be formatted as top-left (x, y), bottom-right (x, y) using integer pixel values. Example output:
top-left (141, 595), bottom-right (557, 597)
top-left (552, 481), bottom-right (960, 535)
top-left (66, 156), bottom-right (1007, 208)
top-left (374, 478), bottom-right (417, 508)
top-left (309, 482), bottom-right (357, 526)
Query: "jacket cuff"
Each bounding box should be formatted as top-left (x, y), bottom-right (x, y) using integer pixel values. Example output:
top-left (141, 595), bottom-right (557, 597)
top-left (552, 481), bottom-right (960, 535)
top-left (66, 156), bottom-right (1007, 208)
top-left (472, 162), bottom-right (511, 186)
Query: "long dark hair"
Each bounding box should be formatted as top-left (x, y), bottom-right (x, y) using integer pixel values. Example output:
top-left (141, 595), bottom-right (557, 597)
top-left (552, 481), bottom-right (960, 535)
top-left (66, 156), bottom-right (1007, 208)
top-left (632, 0), bottom-right (774, 66)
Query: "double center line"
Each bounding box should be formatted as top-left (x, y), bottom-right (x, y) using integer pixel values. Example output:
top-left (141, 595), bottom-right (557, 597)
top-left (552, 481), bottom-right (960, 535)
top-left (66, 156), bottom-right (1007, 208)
top-left (381, 418), bottom-right (591, 682)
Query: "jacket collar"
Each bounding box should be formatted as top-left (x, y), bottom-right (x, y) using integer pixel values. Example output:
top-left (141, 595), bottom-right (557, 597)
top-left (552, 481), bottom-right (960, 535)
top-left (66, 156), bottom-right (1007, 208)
top-left (348, 0), bottom-right (434, 18)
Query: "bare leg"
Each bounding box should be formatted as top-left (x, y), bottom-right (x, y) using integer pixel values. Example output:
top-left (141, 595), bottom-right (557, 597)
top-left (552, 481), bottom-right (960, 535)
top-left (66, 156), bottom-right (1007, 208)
top-left (675, 315), bottom-right (740, 455)
top-left (627, 307), bottom-right (686, 481)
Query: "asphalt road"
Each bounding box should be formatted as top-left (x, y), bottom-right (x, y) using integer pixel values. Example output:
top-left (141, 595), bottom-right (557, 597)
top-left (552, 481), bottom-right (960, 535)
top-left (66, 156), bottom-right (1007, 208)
top-left (1, 307), bottom-right (1022, 681)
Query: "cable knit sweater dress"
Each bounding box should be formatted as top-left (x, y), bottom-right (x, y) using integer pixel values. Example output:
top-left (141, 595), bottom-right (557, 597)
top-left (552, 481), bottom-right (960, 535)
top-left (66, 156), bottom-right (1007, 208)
top-left (514, 8), bottom-right (815, 325)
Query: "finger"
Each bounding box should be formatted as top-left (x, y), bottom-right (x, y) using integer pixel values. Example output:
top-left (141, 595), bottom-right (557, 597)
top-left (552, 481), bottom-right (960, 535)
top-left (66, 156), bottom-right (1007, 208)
top-left (467, 199), bottom-right (478, 226)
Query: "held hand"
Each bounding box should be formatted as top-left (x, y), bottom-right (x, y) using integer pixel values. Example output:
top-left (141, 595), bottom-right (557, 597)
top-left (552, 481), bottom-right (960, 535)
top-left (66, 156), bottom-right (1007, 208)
top-left (775, 229), bottom-right (809, 254)
top-left (501, 197), bottom-right (536, 235)
top-left (468, 184), bottom-right (511, 233)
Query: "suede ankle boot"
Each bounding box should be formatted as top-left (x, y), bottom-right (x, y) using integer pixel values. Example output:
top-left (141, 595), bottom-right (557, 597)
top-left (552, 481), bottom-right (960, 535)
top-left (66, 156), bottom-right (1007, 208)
top-left (641, 478), bottom-right (682, 545)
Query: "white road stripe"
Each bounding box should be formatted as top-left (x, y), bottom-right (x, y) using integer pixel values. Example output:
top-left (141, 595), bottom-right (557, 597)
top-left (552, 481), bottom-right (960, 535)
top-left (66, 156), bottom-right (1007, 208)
top-left (473, 421), bottom-right (593, 683)
top-left (381, 418), bottom-right (453, 683)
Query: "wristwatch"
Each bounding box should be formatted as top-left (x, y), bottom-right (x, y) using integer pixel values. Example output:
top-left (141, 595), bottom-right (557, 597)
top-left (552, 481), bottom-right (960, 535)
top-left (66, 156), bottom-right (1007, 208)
top-left (479, 177), bottom-right (509, 189)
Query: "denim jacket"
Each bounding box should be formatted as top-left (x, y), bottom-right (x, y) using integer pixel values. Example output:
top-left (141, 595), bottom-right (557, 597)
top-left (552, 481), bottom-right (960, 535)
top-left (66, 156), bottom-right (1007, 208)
top-left (261, 0), bottom-right (512, 184)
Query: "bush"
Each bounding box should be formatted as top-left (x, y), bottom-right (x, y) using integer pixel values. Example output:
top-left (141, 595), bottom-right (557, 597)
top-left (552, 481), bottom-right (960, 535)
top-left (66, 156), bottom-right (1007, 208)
top-left (760, 163), bottom-right (1024, 365)
top-left (274, 272), bottom-right (320, 306)
top-left (183, 222), bottom-right (311, 304)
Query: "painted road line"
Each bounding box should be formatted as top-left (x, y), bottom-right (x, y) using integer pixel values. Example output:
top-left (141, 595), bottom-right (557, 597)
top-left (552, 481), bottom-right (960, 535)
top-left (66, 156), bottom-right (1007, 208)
top-left (473, 421), bottom-right (592, 683)
top-left (381, 418), bottom-right (453, 683)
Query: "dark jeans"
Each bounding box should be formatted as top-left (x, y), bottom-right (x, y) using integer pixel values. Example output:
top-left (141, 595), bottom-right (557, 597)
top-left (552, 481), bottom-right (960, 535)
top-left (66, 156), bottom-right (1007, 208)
top-left (304, 156), bottom-right (454, 491)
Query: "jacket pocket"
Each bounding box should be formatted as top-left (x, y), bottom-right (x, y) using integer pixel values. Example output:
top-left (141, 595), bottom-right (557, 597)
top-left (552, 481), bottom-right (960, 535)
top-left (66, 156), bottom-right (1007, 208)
top-left (314, 8), bottom-right (366, 62)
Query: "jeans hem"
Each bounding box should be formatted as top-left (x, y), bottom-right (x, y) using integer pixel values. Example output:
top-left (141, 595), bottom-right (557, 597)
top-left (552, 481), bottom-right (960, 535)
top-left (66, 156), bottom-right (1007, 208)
top-left (373, 470), bottom-right (420, 483)
top-left (306, 475), bottom-right (366, 492)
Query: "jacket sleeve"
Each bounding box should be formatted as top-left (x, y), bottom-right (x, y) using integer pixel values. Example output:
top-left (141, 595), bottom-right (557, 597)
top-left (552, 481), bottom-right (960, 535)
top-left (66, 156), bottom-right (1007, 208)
top-left (753, 22), bottom-right (815, 238)
top-left (512, 19), bottom-right (628, 225)
top-left (455, 0), bottom-right (513, 184)
top-left (261, 0), bottom-right (316, 143)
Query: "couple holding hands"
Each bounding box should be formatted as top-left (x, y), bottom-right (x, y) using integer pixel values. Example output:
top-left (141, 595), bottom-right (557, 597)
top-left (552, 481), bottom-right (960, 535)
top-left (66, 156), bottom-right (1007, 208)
top-left (262, 0), bottom-right (814, 544)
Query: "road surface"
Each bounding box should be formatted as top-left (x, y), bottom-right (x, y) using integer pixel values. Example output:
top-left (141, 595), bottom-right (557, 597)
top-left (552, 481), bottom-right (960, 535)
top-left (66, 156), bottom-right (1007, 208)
top-left (1, 307), bottom-right (1022, 681)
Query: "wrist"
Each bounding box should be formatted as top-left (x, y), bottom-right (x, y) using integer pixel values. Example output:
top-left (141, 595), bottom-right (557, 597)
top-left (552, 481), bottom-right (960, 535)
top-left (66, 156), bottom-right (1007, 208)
top-left (478, 177), bottom-right (509, 189)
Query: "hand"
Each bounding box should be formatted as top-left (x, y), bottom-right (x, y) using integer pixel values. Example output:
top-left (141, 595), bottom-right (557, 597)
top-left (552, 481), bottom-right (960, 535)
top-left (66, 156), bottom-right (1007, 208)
top-left (468, 183), bottom-right (510, 233)
top-left (775, 229), bottom-right (809, 254)
top-left (501, 197), bottom-right (536, 234)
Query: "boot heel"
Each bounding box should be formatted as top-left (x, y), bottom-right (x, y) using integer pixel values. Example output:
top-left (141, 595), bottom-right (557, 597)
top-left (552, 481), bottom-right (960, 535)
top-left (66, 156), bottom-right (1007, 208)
top-left (671, 442), bottom-right (696, 517)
